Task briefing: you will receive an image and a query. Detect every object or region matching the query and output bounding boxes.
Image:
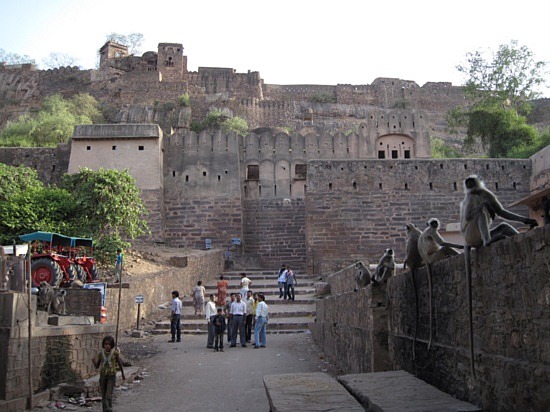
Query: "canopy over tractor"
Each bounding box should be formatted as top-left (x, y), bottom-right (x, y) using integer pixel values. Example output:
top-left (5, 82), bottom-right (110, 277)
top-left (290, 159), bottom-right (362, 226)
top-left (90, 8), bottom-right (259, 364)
top-left (19, 231), bottom-right (98, 287)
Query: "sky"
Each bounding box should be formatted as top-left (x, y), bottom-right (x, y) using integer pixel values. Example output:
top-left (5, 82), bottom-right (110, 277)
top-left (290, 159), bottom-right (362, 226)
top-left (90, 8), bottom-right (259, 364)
top-left (1, 0), bottom-right (549, 95)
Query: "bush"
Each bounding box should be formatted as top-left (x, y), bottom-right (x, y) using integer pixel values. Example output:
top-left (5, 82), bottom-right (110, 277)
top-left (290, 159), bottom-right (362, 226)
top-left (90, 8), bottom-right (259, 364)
top-left (310, 92), bottom-right (336, 103)
top-left (178, 93), bottom-right (190, 107)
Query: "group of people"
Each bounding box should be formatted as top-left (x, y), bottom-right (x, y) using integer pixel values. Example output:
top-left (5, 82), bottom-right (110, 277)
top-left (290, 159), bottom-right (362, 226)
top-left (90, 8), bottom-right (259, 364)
top-left (168, 272), bottom-right (270, 350)
top-left (277, 264), bottom-right (297, 301)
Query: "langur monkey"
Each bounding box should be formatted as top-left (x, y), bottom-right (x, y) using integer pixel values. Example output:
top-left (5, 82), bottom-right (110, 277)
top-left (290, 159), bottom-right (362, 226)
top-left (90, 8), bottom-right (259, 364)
top-left (418, 218), bottom-right (463, 350)
top-left (372, 249), bottom-right (395, 284)
top-left (460, 174), bottom-right (538, 379)
top-left (404, 223), bottom-right (423, 361)
top-left (354, 261), bottom-right (372, 291)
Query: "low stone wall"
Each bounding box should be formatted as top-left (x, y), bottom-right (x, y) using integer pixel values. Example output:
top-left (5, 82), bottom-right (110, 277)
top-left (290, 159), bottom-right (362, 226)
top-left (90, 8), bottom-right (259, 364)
top-left (103, 248), bottom-right (224, 331)
top-left (388, 225), bottom-right (550, 411)
top-left (310, 264), bottom-right (391, 373)
top-left (312, 225), bottom-right (549, 412)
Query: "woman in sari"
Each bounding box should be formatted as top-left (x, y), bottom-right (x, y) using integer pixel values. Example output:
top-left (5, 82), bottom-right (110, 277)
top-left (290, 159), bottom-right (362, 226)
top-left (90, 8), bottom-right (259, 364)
top-left (192, 280), bottom-right (206, 315)
top-left (217, 275), bottom-right (228, 307)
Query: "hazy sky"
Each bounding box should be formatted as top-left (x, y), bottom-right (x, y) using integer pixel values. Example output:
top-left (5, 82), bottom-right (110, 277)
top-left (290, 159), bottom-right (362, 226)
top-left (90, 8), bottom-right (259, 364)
top-left (1, 0), bottom-right (549, 94)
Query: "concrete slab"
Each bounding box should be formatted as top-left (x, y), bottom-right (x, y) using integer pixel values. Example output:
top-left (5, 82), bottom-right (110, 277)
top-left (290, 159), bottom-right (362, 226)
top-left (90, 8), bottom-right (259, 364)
top-left (264, 372), bottom-right (364, 412)
top-left (338, 370), bottom-right (482, 412)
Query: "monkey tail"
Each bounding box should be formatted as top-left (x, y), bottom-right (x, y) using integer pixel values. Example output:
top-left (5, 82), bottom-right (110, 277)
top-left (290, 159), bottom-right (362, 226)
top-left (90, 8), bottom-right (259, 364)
top-left (465, 246), bottom-right (476, 380)
top-left (412, 268), bottom-right (418, 366)
top-left (427, 264), bottom-right (433, 351)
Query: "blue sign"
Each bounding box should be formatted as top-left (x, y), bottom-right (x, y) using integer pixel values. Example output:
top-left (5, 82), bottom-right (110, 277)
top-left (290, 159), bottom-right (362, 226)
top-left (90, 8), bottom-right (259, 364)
top-left (205, 239), bottom-right (212, 249)
top-left (231, 238), bottom-right (241, 245)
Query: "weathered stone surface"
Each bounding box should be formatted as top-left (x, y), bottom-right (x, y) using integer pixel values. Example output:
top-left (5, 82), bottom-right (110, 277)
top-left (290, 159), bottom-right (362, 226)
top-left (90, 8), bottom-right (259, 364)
top-left (48, 315), bottom-right (95, 326)
top-left (314, 281), bottom-right (330, 296)
top-left (338, 370), bottom-right (481, 412)
top-left (264, 373), bottom-right (363, 411)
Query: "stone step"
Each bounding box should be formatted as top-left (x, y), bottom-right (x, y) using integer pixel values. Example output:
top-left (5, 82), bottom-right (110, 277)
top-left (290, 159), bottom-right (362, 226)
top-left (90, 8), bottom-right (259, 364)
top-left (182, 294), bottom-right (318, 306)
top-left (203, 281), bottom-right (316, 289)
top-left (156, 317), bottom-right (314, 332)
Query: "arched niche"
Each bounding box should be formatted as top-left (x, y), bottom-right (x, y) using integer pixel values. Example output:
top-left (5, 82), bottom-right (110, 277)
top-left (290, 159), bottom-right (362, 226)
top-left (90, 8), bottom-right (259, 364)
top-left (375, 134), bottom-right (416, 159)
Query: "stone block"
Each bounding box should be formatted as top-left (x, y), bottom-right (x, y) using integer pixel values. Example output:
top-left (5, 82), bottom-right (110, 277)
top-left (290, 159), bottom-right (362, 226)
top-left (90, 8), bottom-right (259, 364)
top-left (264, 373), bottom-right (363, 412)
top-left (47, 316), bottom-right (95, 326)
top-left (130, 329), bottom-right (144, 338)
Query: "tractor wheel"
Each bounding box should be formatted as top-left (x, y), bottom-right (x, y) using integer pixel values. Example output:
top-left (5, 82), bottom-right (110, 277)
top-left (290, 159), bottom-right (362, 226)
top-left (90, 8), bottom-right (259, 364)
top-left (31, 258), bottom-right (63, 287)
top-left (67, 264), bottom-right (78, 281)
top-left (89, 264), bottom-right (99, 281)
top-left (75, 264), bottom-right (87, 283)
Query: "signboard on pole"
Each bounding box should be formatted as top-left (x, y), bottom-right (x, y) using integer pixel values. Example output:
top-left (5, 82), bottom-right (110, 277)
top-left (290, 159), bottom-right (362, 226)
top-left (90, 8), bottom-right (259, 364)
top-left (135, 294), bottom-right (144, 304)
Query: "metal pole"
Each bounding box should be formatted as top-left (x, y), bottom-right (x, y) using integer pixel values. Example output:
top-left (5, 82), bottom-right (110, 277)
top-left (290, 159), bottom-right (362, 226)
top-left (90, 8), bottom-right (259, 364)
top-left (115, 261), bottom-right (122, 347)
top-left (27, 248), bottom-right (33, 409)
top-left (136, 303), bottom-right (141, 330)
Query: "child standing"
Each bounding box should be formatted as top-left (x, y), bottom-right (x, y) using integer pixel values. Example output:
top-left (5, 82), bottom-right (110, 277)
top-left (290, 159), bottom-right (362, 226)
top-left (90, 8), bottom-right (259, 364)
top-left (92, 335), bottom-right (125, 412)
top-left (212, 307), bottom-right (226, 352)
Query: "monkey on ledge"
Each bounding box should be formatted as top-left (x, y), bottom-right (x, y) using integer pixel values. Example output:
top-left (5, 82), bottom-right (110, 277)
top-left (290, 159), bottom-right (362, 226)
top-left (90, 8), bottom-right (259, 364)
top-left (460, 174), bottom-right (538, 379)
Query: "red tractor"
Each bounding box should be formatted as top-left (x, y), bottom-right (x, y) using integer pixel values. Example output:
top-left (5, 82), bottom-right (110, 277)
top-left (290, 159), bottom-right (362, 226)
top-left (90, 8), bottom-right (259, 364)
top-left (19, 232), bottom-right (99, 287)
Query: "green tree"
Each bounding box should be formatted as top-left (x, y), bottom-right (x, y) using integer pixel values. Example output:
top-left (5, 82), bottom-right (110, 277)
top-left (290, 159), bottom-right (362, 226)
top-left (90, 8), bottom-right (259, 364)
top-left (0, 93), bottom-right (103, 147)
top-left (0, 164), bottom-right (77, 243)
top-left (60, 168), bottom-right (149, 242)
top-left (466, 108), bottom-right (537, 157)
top-left (507, 128), bottom-right (550, 158)
top-left (430, 137), bottom-right (463, 158)
top-left (451, 41), bottom-right (546, 157)
top-left (457, 40), bottom-right (546, 115)
top-left (222, 116), bottom-right (248, 136)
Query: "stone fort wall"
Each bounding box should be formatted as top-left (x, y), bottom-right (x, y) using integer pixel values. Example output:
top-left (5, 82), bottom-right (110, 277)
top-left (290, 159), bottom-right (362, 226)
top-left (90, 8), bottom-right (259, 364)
top-left (0, 132), bottom-right (535, 271)
top-left (311, 225), bottom-right (550, 411)
top-left (305, 158), bottom-right (533, 273)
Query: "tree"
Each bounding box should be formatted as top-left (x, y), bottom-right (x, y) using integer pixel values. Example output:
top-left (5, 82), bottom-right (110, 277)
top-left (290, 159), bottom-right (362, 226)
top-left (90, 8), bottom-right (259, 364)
top-left (451, 41), bottom-right (546, 157)
top-left (60, 168), bottom-right (149, 242)
top-left (457, 40), bottom-right (547, 115)
top-left (466, 107), bottom-right (537, 158)
top-left (0, 93), bottom-right (104, 147)
top-left (0, 164), bottom-right (77, 244)
top-left (0, 48), bottom-right (35, 65)
top-left (42, 52), bottom-right (79, 69)
top-left (105, 32), bottom-right (144, 55)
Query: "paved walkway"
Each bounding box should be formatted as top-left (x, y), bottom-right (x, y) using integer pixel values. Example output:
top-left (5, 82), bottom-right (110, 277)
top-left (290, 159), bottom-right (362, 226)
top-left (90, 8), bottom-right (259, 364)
top-left (83, 332), bottom-right (341, 412)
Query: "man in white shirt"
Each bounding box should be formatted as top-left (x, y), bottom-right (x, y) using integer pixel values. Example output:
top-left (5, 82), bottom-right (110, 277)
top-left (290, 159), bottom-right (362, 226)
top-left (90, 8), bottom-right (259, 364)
top-left (169, 290), bottom-right (182, 343)
top-left (205, 294), bottom-right (217, 349)
top-left (244, 290), bottom-right (254, 343)
top-left (240, 272), bottom-right (252, 302)
top-left (253, 294), bottom-right (269, 348)
top-left (230, 293), bottom-right (247, 347)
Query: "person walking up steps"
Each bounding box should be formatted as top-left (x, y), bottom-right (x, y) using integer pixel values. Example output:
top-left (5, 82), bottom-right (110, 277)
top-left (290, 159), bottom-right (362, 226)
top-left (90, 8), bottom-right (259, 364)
top-left (278, 266), bottom-right (288, 299)
top-left (277, 264), bottom-right (286, 298)
top-left (286, 266), bottom-right (297, 301)
top-left (253, 294), bottom-right (269, 348)
top-left (240, 272), bottom-right (252, 301)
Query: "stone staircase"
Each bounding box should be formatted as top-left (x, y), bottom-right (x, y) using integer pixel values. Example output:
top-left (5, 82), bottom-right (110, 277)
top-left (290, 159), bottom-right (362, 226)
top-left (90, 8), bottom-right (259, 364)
top-left (153, 270), bottom-right (318, 335)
